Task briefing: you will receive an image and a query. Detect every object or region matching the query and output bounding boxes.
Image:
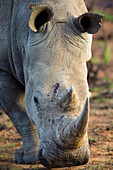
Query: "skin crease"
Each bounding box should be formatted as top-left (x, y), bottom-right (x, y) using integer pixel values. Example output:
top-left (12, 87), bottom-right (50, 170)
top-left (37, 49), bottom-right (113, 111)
top-left (0, 0), bottom-right (102, 168)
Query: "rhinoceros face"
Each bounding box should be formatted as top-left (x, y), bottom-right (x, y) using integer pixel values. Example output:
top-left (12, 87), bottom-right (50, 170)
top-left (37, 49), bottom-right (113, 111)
top-left (24, 1), bottom-right (102, 168)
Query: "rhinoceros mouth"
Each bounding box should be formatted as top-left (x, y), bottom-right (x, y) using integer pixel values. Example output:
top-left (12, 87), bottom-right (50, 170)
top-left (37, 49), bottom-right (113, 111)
top-left (38, 138), bottom-right (90, 168)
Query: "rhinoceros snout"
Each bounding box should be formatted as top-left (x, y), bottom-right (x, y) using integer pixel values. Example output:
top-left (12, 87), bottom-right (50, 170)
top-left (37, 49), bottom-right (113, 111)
top-left (38, 142), bottom-right (90, 168)
top-left (35, 97), bottom-right (90, 168)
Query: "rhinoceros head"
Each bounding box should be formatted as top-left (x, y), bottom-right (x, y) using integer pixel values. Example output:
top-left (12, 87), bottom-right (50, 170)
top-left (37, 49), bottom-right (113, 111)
top-left (24, 0), bottom-right (102, 168)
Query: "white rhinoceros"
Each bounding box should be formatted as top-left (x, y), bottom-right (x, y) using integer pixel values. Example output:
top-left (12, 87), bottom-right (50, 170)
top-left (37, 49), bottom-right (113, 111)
top-left (0, 0), bottom-right (102, 168)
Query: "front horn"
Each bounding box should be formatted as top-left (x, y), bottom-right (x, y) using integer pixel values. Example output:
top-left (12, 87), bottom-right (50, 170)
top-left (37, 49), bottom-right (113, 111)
top-left (57, 97), bottom-right (89, 148)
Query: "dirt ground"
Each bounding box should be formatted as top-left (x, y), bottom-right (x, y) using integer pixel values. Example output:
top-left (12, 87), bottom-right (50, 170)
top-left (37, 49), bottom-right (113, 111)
top-left (0, 0), bottom-right (113, 169)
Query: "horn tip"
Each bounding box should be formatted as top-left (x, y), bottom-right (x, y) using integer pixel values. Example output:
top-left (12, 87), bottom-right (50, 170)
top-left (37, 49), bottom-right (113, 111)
top-left (86, 97), bottom-right (88, 103)
top-left (84, 97), bottom-right (89, 110)
top-left (68, 85), bottom-right (72, 92)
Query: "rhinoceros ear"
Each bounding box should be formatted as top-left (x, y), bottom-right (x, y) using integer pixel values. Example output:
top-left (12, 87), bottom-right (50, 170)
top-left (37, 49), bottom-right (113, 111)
top-left (29, 3), bottom-right (54, 32)
top-left (77, 12), bottom-right (103, 34)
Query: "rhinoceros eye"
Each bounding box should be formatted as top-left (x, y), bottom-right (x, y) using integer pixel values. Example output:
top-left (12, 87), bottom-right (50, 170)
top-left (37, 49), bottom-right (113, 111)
top-left (34, 96), bottom-right (40, 109)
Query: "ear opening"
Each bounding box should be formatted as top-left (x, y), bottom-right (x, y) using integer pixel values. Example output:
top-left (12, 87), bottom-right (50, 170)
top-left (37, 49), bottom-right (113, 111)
top-left (77, 12), bottom-right (103, 34)
top-left (29, 4), bottom-right (54, 32)
top-left (35, 9), bottom-right (51, 30)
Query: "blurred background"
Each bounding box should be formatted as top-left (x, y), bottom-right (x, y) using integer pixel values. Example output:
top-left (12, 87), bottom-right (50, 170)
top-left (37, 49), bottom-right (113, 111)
top-left (84, 0), bottom-right (113, 169)
top-left (85, 0), bottom-right (113, 88)
top-left (0, 0), bottom-right (113, 169)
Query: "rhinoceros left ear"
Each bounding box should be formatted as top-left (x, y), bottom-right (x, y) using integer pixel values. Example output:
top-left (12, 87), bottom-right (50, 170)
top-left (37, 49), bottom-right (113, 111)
top-left (29, 3), bottom-right (54, 32)
top-left (77, 12), bottom-right (103, 34)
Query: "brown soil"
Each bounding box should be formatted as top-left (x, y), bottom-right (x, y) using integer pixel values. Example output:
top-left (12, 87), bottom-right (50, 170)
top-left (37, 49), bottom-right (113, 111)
top-left (0, 0), bottom-right (113, 169)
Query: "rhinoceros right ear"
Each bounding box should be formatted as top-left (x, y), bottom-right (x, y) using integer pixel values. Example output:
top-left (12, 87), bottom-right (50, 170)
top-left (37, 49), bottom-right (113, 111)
top-left (29, 3), bottom-right (54, 32)
top-left (77, 12), bottom-right (103, 34)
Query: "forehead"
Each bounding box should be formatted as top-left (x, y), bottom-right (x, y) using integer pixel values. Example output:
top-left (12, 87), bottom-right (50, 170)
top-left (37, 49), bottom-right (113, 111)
top-left (37, 0), bottom-right (87, 17)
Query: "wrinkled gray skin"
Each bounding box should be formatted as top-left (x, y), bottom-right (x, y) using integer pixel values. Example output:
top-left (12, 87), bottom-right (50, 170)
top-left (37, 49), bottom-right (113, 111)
top-left (0, 0), bottom-right (102, 168)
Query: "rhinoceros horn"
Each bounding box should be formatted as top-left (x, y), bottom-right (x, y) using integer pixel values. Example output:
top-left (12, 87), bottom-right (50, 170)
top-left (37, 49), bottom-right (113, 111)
top-left (57, 97), bottom-right (89, 148)
top-left (57, 86), bottom-right (78, 111)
